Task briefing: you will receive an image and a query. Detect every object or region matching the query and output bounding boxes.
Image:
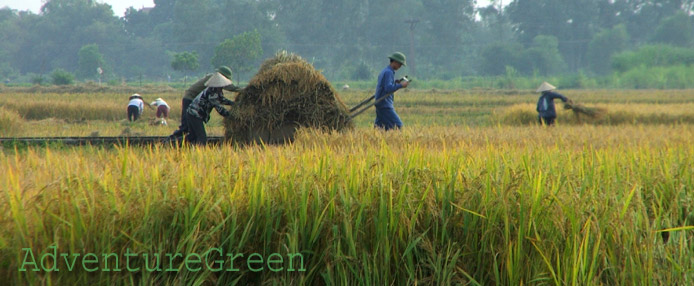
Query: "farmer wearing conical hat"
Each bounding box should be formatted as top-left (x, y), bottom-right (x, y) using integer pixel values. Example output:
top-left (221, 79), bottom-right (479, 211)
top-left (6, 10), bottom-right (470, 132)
top-left (170, 66), bottom-right (241, 138)
top-left (149, 98), bottom-right (170, 126)
top-left (182, 72), bottom-right (236, 145)
top-left (127, 93), bottom-right (145, 122)
top-left (374, 52), bottom-right (409, 131)
top-left (536, 82), bottom-right (570, 126)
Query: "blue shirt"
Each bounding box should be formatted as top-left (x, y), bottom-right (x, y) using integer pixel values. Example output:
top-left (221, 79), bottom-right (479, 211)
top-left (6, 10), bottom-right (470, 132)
top-left (536, 91), bottom-right (568, 118)
top-left (374, 65), bottom-right (403, 109)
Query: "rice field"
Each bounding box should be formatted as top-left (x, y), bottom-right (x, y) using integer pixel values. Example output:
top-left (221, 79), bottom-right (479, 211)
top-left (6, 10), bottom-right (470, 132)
top-left (1, 88), bottom-right (693, 285)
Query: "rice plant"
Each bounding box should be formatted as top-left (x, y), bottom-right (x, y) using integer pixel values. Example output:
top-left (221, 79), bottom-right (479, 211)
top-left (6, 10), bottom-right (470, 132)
top-left (1, 126), bottom-right (692, 285)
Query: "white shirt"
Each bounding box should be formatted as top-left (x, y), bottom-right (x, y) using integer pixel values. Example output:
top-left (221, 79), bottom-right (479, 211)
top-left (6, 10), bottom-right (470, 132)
top-left (128, 98), bottom-right (144, 113)
top-left (150, 99), bottom-right (170, 109)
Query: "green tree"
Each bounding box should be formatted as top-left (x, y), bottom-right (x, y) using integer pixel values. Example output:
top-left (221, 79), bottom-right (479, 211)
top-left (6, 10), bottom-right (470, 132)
top-left (171, 51), bottom-right (199, 84)
top-left (123, 7), bottom-right (152, 37)
top-left (27, 0), bottom-right (122, 73)
top-left (586, 25), bottom-right (630, 75)
top-left (420, 0), bottom-right (475, 76)
top-left (507, 0), bottom-right (600, 71)
top-left (172, 0), bottom-right (213, 64)
top-left (612, 44), bottom-right (694, 73)
top-left (519, 35), bottom-right (567, 76)
top-left (478, 42), bottom-right (522, 76)
top-left (650, 12), bottom-right (694, 47)
top-left (612, 0), bottom-right (687, 44)
top-left (211, 30), bottom-right (263, 83)
top-left (51, 68), bottom-right (74, 85)
top-left (77, 44), bottom-right (105, 79)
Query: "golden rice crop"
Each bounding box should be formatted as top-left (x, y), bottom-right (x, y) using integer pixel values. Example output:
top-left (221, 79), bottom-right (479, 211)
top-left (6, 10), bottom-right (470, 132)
top-left (495, 103), bottom-right (694, 125)
top-left (0, 107), bottom-right (23, 136)
top-left (1, 126), bottom-right (693, 284)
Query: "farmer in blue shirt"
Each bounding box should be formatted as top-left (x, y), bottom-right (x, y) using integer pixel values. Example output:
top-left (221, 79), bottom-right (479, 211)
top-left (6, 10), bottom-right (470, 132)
top-left (374, 52), bottom-right (410, 130)
top-left (536, 82), bottom-right (570, 126)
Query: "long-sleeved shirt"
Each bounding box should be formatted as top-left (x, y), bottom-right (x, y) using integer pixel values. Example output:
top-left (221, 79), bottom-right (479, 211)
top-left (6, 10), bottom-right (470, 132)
top-left (536, 91), bottom-right (568, 118)
top-left (184, 74), bottom-right (240, 100)
top-left (187, 87), bottom-right (234, 122)
top-left (127, 98), bottom-right (144, 114)
top-left (150, 99), bottom-right (170, 109)
top-left (374, 66), bottom-right (403, 109)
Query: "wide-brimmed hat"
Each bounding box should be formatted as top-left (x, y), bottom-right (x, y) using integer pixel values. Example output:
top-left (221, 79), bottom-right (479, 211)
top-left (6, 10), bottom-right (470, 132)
top-left (205, 72), bottom-right (233, 87)
top-left (388, 52), bottom-right (407, 66)
top-left (536, 82), bottom-right (556, 93)
top-left (129, 93), bottom-right (142, 100)
top-left (155, 98), bottom-right (164, 102)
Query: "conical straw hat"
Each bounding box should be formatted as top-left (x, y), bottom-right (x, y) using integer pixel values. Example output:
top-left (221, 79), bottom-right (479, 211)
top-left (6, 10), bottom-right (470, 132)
top-left (536, 82), bottom-right (556, 92)
top-left (205, 72), bottom-right (232, 87)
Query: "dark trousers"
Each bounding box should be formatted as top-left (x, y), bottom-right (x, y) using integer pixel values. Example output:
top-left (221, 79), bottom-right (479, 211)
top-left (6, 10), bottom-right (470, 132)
top-left (539, 116), bottom-right (556, 126)
top-left (184, 114), bottom-right (207, 145)
top-left (127, 105), bottom-right (140, 121)
top-left (172, 98), bottom-right (193, 137)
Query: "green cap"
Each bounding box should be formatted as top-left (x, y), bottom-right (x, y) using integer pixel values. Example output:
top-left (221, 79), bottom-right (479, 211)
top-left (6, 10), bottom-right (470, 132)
top-left (388, 52), bottom-right (406, 66)
top-left (216, 66), bottom-right (233, 79)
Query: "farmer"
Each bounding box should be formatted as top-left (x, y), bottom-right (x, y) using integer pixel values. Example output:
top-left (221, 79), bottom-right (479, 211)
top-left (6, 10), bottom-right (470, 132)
top-left (170, 66), bottom-right (240, 138)
top-left (536, 82), bottom-right (570, 126)
top-left (127, 94), bottom-right (145, 121)
top-left (374, 52), bottom-right (409, 130)
top-left (183, 72), bottom-right (235, 145)
top-left (149, 98), bottom-right (170, 125)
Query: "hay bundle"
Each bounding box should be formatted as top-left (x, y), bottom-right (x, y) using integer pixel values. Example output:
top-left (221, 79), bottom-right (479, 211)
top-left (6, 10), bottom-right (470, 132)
top-left (564, 101), bottom-right (607, 118)
top-left (225, 51), bottom-right (353, 144)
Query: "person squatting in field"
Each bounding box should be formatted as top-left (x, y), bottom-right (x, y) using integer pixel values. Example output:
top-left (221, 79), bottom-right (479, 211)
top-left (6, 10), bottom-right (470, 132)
top-left (374, 52), bottom-right (409, 130)
top-left (127, 94), bottom-right (145, 121)
top-left (149, 98), bottom-right (170, 125)
top-left (170, 66), bottom-right (240, 138)
top-left (536, 82), bottom-right (571, 126)
top-left (183, 72), bottom-right (235, 145)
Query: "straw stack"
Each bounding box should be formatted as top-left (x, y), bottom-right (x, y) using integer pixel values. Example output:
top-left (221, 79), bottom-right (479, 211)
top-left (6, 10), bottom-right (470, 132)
top-left (225, 51), bottom-right (353, 144)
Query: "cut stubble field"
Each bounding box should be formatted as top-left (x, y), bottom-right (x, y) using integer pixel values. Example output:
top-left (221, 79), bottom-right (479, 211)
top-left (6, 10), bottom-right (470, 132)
top-left (1, 88), bottom-right (693, 285)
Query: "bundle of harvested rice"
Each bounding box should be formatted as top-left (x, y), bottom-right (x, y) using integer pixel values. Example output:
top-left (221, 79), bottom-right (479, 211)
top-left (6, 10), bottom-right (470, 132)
top-left (564, 101), bottom-right (607, 118)
top-left (224, 51), bottom-right (353, 144)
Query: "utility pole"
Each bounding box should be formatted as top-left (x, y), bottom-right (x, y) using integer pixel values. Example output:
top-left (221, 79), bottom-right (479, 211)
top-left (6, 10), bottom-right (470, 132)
top-left (404, 18), bottom-right (419, 77)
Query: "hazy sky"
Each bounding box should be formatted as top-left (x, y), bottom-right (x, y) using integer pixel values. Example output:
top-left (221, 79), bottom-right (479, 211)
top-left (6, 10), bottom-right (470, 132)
top-left (0, 0), bottom-right (154, 17)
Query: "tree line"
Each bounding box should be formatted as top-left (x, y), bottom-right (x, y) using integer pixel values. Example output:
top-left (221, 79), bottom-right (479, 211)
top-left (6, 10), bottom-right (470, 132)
top-left (0, 0), bottom-right (693, 84)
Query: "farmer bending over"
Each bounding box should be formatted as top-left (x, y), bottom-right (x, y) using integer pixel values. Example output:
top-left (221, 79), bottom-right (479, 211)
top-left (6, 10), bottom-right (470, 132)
top-left (170, 66), bottom-right (240, 139)
top-left (183, 72), bottom-right (235, 145)
top-left (127, 94), bottom-right (145, 121)
top-left (536, 82), bottom-right (570, 126)
top-left (149, 98), bottom-right (170, 125)
top-left (374, 52), bottom-right (409, 131)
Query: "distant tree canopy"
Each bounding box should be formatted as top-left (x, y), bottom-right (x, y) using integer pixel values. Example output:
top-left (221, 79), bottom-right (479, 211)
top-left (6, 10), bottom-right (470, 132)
top-left (0, 0), bottom-right (693, 82)
top-left (51, 68), bottom-right (74, 85)
top-left (171, 51), bottom-right (199, 75)
top-left (586, 25), bottom-right (630, 75)
top-left (77, 44), bottom-right (105, 79)
top-left (211, 30), bottom-right (263, 82)
top-left (479, 35), bottom-right (565, 76)
top-left (651, 12), bottom-right (694, 47)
